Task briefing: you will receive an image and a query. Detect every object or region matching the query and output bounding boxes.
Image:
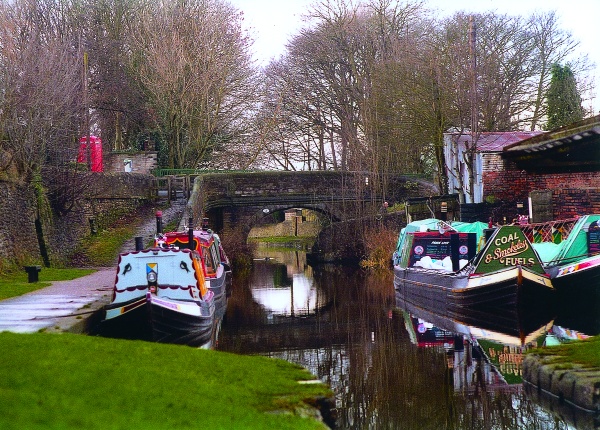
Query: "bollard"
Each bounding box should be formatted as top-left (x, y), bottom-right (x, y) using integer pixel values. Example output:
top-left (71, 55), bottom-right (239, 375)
top-left (24, 265), bottom-right (42, 283)
top-left (156, 210), bottom-right (163, 234)
top-left (188, 217), bottom-right (194, 250)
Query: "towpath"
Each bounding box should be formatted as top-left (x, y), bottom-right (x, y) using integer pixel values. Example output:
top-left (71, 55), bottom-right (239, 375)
top-left (0, 198), bottom-right (187, 334)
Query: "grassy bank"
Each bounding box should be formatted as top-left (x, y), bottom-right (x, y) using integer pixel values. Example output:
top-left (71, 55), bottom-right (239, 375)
top-left (0, 332), bottom-right (332, 430)
top-left (530, 336), bottom-right (600, 368)
top-left (249, 236), bottom-right (316, 250)
top-left (0, 268), bottom-right (96, 300)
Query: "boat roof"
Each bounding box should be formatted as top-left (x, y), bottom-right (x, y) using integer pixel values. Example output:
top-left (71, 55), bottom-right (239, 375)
top-left (447, 131), bottom-right (544, 152)
top-left (395, 218), bottom-right (488, 253)
top-left (162, 229), bottom-right (215, 245)
top-left (531, 214), bottom-right (600, 265)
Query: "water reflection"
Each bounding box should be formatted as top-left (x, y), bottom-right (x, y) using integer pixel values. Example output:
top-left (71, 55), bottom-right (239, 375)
top-left (250, 249), bottom-right (325, 318)
top-left (217, 248), bottom-right (599, 429)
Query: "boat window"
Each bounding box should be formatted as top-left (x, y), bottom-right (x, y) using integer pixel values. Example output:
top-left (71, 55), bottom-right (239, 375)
top-left (203, 246), bottom-right (216, 276)
top-left (210, 243), bottom-right (220, 266)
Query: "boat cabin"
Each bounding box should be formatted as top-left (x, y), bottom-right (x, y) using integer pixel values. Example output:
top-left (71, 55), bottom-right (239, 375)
top-left (155, 229), bottom-right (224, 279)
top-left (397, 230), bottom-right (477, 271)
top-left (112, 247), bottom-right (208, 303)
top-left (394, 219), bottom-right (487, 270)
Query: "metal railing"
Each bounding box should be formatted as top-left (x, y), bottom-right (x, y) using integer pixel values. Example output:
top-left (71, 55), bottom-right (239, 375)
top-left (518, 218), bottom-right (579, 243)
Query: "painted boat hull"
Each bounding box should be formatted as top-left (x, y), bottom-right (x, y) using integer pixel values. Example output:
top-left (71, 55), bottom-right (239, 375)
top-left (547, 254), bottom-right (600, 293)
top-left (100, 297), bottom-right (150, 339)
top-left (146, 291), bottom-right (215, 346)
top-left (394, 265), bottom-right (554, 314)
top-left (208, 268), bottom-right (229, 318)
top-left (546, 256), bottom-right (600, 335)
top-left (104, 295), bottom-right (147, 321)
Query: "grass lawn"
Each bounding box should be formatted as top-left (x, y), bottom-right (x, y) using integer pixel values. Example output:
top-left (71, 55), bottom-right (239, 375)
top-left (530, 336), bottom-right (600, 368)
top-left (0, 268), bottom-right (96, 301)
top-left (0, 332), bottom-right (332, 430)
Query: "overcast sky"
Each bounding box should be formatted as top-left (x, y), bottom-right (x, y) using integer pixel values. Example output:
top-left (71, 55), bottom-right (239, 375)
top-left (230, 0), bottom-right (600, 114)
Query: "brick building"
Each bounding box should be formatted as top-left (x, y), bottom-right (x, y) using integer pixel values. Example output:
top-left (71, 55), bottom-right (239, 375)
top-left (444, 114), bottom-right (600, 222)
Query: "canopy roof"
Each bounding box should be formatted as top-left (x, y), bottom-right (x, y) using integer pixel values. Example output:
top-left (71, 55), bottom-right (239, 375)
top-left (394, 218), bottom-right (488, 254)
top-left (532, 214), bottom-right (600, 265)
top-left (502, 115), bottom-right (600, 173)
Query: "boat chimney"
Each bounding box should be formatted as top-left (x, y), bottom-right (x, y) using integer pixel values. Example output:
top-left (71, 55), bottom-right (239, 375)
top-left (450, 233), bottom-right (460, 271)
top-left (188, 217), bottom-right (194, 250)
top-left (467, 233), bottom-right (477, 260)
top-left (156, 210), bottom-right (163, 234)
top-left (135, 236), bottom-right (144, 251)
top-left (202, 217), bottom-right (209, 231)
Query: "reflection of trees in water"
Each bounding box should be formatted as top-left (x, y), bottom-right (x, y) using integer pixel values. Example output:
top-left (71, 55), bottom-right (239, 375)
top-left (219, 252), bottom-right (569, 429)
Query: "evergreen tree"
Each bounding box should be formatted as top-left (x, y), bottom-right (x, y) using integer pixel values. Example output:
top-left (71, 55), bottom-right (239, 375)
top-left (545, 63), bottom-right (585, 130)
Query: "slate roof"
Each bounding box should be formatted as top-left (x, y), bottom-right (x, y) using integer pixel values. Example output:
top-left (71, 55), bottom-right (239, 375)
top-left (503, 114), bottom-right (600, 153)
top-left (449, 131), bottom-right (544, 152)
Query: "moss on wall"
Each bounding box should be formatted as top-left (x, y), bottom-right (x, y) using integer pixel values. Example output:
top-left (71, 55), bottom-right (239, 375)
top-left (0, 173), bottom-right (155, 269)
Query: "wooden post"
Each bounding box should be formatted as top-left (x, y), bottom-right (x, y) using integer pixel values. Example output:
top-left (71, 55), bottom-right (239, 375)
top-left (167, 176), bottom-right (172, 203)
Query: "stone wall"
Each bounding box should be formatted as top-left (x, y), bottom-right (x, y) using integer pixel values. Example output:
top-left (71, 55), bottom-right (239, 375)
top-left (483, 169), bottom-right (600, 220)
top-left (0, 173), bottom-right (155, 268)
top-left (0, 180), bottom-right (41, 268)
top-left (103, 151), bottom-right (158, 174)
top-left (248, 219), bottom-right (322, 239)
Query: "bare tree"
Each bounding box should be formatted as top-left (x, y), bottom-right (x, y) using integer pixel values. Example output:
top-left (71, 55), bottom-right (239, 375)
top-left (130, 0), bottom-right (257, 169)
top-left (82, 0), bottom-right (152, 152)
top-left (527, 11), bottom-right (593, 130)
top-left (0, 0), bottom-right (82, 181)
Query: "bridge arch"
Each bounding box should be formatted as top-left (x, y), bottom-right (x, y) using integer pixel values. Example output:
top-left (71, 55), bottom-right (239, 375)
top-left (188, 171), bottom-right (437, 239)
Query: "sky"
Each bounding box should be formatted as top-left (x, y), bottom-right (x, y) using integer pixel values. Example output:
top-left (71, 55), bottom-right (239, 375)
top-left (229, 0), bottom-right (600, 114)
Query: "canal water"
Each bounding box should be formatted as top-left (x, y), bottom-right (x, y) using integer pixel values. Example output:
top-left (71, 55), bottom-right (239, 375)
top-left (216, 248), bottom-right (600, 430)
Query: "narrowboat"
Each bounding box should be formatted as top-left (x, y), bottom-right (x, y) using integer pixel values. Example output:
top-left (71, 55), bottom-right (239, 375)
top-left (153, 217), bottom-right (231, 317)
top-left (103, 242), bottom-right (216, 346)
top-left (103, 216), bottom-right (231, 346)
top-left (392, 219), bottom-right (554, 314)
top-left (528, 214), bottom-right (600, 293)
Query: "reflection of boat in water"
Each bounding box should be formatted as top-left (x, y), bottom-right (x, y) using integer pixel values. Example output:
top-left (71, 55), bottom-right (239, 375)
top-left (398, 297), bottom-right (554, 349)
top-left (393, 219), bottom-right (554, 313)
top-left (397, 296), bottom-right (555, 390)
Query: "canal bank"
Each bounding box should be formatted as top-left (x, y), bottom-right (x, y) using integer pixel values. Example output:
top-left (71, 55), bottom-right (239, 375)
top-left (522, 340), bottom-right (600, 420)
top-left (0, 273), bottom-right (336, 429)
top-left (0, 269), bottom-right (113, 334)
top-left (0, 331), bottom-right (335, 430)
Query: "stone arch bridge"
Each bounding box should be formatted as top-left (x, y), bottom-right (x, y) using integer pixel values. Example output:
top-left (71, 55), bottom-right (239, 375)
top-left (183, 171), bottom-right (437, 236)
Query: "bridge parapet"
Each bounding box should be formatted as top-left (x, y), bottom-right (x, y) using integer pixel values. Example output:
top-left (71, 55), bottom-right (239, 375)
top-left (186, 171), bottom-right (437, 236)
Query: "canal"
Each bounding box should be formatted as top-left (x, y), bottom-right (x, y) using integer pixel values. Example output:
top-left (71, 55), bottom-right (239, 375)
top-left (216, 247), bottom-right (600, 429)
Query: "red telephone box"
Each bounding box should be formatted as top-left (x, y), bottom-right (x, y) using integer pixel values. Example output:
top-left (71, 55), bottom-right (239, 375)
top-left (77, 135), bottom-right (103, 172)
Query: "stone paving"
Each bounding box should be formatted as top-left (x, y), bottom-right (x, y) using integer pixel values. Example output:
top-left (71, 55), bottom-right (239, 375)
top-left (118, 197), bottom-right (187, 254)
top-left (0, 269), bottom-right (114, 334)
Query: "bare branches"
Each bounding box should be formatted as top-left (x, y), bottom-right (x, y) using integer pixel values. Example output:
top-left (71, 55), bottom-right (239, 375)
top-left (0, 0), bottom-right (594, 187)
top-left (130, 0), bottom-right (258, 169)
top-left (0, 0), bottom-right (82, 180)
